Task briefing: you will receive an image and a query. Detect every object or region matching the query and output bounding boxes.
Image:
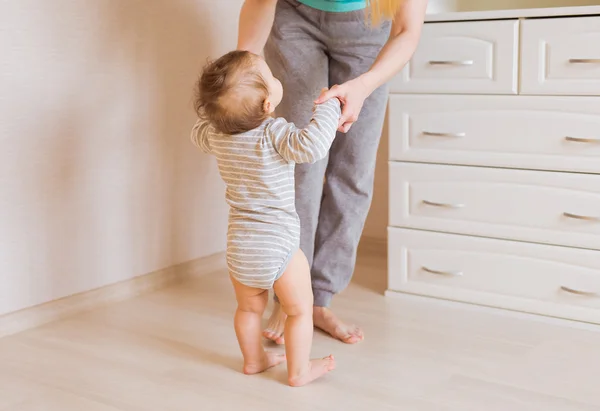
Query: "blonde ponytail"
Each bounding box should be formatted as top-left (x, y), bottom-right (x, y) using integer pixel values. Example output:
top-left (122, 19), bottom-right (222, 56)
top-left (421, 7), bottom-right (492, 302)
top-left (366, 0), bottom-right (403, 25)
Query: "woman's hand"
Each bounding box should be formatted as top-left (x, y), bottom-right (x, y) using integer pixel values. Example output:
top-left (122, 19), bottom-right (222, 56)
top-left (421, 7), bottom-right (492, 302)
top-left (314, 77), bottom-right (371, 133)
top-left (315, 0), bottom-right (427, 133)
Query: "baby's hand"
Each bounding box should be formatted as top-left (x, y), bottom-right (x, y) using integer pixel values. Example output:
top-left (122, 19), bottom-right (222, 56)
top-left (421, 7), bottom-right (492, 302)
top-left (315, 79), bottom-right (368, 133)
top-left (316, 87), bottom-right (343, 107)
top-left (315, 87), bottom-right (329, 104)
top-left (313, 88), bottom-right (329, 112)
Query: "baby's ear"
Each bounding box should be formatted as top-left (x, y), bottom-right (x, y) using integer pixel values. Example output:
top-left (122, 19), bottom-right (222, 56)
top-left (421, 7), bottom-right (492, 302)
top-left (263, 99), bottom-right (274, 114)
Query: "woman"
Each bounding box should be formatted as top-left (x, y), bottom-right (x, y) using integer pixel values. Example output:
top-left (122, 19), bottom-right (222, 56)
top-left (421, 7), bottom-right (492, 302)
top-left (237, 0), bottom-right (427, 344)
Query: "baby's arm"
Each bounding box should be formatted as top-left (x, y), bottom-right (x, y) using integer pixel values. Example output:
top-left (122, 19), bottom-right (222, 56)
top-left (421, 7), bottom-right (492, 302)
top-left (190, 113), bottom-right (213, 154)
top-left (268, 98), bottom-right (341, 164)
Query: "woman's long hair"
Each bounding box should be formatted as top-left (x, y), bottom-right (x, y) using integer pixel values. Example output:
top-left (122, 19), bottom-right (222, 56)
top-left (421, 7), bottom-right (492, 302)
top-left (367, 0), bottom-right (403, 24)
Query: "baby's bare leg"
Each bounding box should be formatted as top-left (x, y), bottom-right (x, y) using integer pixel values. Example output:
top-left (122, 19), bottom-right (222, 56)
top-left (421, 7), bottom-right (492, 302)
top-left (230, 277), bottom-right (286, 375)
top-left (273, 250), bottom-right (336, 387)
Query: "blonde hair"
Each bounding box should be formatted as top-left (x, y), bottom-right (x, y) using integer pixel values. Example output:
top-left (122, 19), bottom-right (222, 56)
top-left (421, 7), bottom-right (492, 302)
top-left (366, 0), bottom-right (402, 25)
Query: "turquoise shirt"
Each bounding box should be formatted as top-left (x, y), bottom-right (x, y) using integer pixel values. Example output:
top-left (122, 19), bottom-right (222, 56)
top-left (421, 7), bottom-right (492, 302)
top-left (298, 0), bottom-right (366, 12)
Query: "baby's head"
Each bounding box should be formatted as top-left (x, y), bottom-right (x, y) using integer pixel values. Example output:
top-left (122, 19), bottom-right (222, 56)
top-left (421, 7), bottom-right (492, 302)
top-left (194, 50), bottom-right (283, 135)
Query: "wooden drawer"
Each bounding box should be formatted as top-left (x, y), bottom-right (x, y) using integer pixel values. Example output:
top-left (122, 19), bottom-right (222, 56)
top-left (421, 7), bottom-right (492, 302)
top-left (388, 95), bottom-right (600, 174)
top-left (389, 163), bottom-right (600, 251)
top-left (388, 228), bottom-right (600, 324)
top-left (521, 16), bottom-right (600, 96)
top-left (389, 20), bottom-right (519, 95)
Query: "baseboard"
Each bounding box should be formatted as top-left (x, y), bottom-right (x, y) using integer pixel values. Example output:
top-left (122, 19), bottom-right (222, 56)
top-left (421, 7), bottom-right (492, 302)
top-left (0, 252), bottom-right (226, 339)
top-left (358, 236), bottom-right (387, 256)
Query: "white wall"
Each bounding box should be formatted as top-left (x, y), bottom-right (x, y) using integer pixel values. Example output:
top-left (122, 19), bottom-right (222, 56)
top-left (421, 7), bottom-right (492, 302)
top-left (0, 0), bottom-right (243, 316)
top-left (364, 0), bottom-right (600, 242)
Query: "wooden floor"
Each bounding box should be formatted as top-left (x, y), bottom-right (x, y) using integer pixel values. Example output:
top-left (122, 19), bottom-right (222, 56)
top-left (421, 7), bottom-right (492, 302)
top-left (2, 248), bottom-right (600, 410)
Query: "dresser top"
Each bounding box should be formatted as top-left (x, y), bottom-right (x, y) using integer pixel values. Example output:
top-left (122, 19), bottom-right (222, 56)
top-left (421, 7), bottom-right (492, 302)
top-left (425, 5), bottom-right (600, 22)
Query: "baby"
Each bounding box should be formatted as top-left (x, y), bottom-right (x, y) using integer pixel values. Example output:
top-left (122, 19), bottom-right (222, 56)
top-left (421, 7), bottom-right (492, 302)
top-left (190, 50), bottom-right (341, 387)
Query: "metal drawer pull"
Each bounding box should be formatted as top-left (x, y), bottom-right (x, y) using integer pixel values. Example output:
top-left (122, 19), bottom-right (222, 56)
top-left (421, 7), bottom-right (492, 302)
top-left (422, 267), bottom-right (463, 276)
top-left (565, 136), bottom-right (600, 144)
top-left (569, 58), bottom-right (600, 64)
top-left (422, 131), bottom-right (466, 138)
top-left (423, 200), bottom-right (465, 209)
top-left (429, 60), bottom-right (474, 66)
top-left (563, 212), bottom-right (600, 222)
top-left (560, 286), bottom-right (598, 297)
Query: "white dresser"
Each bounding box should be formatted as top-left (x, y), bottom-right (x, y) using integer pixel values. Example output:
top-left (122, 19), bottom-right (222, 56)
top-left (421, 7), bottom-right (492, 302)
top-left (386, 6), bottom-right (600, 324)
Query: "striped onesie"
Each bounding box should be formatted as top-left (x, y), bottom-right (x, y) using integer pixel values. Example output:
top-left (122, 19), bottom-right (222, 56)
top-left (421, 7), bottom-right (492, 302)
top-left (191, 99), bottom-right (341, 289)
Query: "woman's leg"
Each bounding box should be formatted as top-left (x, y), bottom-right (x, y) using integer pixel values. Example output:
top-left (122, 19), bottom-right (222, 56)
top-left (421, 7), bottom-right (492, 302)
top-left (273, 249), bottom-right (335, 387)
top-left (229, 277), bottom-right (286, 375)
top-left (263, 0), bottom-right (329, 344)
top-left (311, 16), bottom-right (392, 342)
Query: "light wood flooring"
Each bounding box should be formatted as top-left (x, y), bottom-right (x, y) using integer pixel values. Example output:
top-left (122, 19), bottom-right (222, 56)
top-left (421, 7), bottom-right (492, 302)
top-left (1, 247), bottom-right (600, 410)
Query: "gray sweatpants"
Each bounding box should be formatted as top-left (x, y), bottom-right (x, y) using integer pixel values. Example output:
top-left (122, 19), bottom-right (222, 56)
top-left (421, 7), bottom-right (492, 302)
top-left (265, 0), bottom-right (391, 307)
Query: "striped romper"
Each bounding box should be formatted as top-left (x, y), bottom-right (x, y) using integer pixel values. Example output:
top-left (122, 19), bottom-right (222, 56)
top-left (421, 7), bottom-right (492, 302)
top-left (191, 99), bottom-right (341, 289)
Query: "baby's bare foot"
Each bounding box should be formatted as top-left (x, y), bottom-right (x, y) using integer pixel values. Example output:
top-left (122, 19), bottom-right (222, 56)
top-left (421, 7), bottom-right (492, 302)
top-left (263, 303), bottom-right (287, 345)
top-left (313, 307), bottom-right (363, 344)
top-left (243, 351), bottom-right (286, 375)
top-left (288, 355), bottom-right (336, 387)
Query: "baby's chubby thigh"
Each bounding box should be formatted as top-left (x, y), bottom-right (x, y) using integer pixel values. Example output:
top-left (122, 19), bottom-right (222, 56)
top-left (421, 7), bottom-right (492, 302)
top-left (273, 249), bottom-right (313, 315)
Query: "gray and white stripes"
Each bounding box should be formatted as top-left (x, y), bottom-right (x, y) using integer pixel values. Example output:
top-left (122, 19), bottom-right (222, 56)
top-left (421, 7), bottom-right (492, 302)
top-left (191, 98), bottom-right (341, 288)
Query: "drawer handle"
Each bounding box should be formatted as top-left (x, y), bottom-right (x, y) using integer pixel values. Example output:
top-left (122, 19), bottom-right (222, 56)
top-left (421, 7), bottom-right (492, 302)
top-left (560, 286), bottom-right (598, 298)
top-left (428, 60), bottom-right (474, 66)
top-left (569, 58), bottom-right (600, 64)
top-left (563, 212), bottom-right (600, 222)
top-left (422, 131), bottom-right (466, 138)
top-left (423, 200), bottom-right (465, 209)
top-left (565, 136), bottom-right (600, 144)
top-left (422, 266), bottom-right (463, 277)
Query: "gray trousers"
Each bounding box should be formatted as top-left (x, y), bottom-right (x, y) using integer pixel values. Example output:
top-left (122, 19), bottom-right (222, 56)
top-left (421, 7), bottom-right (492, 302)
top-left (265, 0), bottom-right (391, 307)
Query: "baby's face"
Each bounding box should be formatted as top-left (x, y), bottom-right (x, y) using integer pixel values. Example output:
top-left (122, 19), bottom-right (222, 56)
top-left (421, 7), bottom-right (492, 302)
top-left (255, 58), bottom-right (283, 112)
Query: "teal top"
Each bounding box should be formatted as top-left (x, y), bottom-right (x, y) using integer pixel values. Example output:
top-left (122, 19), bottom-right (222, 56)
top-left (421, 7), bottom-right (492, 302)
top-left (297, 0), bottom-right (366, 12)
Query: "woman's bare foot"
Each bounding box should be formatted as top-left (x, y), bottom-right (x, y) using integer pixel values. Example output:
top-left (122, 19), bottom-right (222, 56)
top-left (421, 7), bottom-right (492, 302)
top-left (263, 303), bottom-right (287, 345)
top-left (313, 307), bottom-right (364, 344)
top-left (243, 351), bottom-right (286, 375)
top-left (288, 355), bottom-right (336, 387)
